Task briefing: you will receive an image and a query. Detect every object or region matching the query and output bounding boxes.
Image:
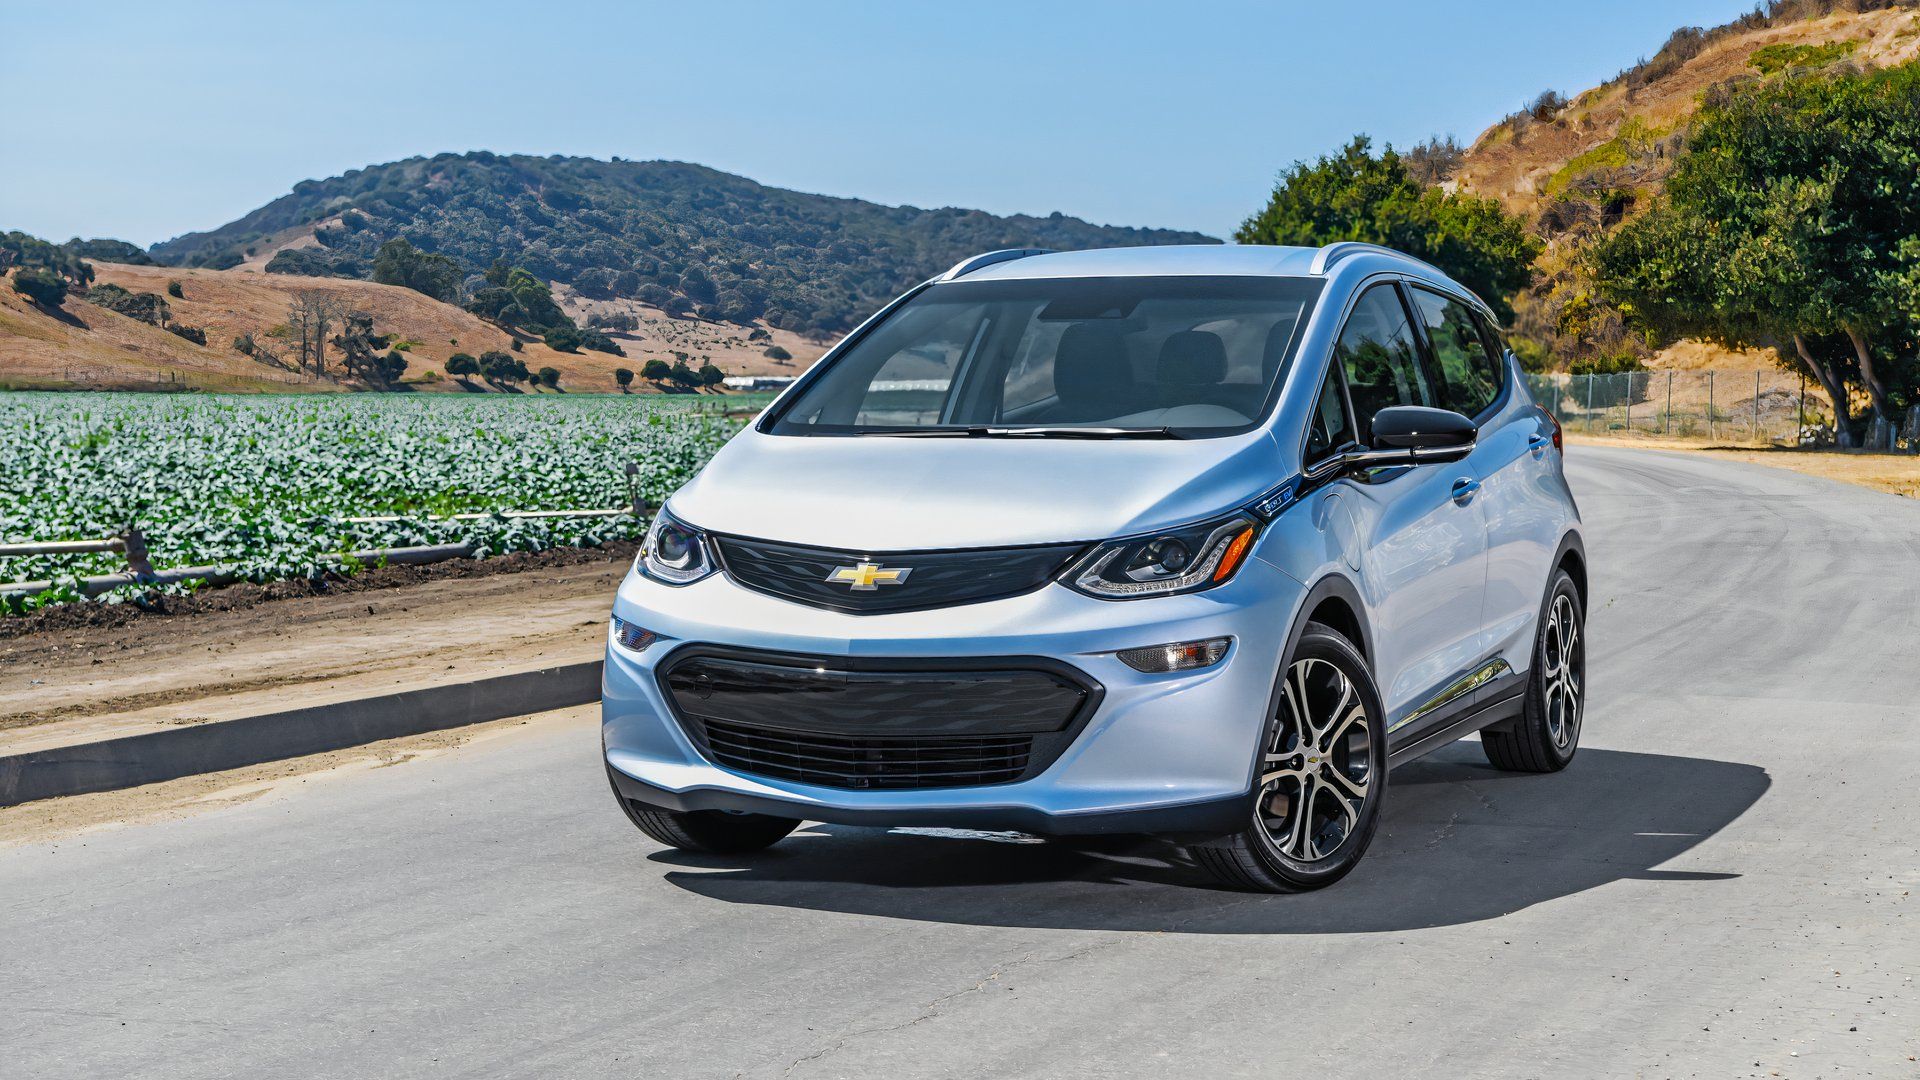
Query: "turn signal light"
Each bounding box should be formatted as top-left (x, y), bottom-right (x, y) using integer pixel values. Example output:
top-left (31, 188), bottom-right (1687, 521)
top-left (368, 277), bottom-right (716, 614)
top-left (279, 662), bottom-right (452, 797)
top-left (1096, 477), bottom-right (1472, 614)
top-left (1116, 637), bottom-right (1232, 674)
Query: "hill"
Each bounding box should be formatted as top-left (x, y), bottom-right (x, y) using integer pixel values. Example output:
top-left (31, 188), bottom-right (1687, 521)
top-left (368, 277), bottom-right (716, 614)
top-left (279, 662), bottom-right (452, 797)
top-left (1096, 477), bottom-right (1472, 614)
top-left (1440, 0), bottom-right (1920, 373)
top-left (0, 262), bottom-right (824, 394)
top-left (147, 155), bottom-right (1217, 336)
top-left (1456, 2), bottom-right (1920, 220)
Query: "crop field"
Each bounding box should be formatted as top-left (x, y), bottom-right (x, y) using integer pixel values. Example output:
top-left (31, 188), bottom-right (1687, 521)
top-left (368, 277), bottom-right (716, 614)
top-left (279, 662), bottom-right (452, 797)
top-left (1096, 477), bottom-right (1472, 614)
top-left (0, 392), bottom-right (769, 611)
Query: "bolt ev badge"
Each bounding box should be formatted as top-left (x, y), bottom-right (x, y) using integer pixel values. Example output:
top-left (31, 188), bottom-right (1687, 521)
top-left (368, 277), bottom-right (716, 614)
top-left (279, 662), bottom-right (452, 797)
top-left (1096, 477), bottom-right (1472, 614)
top-left (827, 562), bottom-right (912, 591)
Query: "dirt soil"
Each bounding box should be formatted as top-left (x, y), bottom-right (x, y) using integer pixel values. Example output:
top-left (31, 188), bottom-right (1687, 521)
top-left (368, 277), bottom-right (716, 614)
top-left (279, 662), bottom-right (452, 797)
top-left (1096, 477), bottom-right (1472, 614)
top-left (0, 544), bottom-right (632, 751)
top-left (1566, 433), bottom-right (1920, 499)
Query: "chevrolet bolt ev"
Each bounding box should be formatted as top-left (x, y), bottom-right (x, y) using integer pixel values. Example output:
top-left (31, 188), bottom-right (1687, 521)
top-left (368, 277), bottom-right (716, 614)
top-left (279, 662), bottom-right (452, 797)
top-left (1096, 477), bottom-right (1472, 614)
top-left (603, 243), bottom-right (1585, 892)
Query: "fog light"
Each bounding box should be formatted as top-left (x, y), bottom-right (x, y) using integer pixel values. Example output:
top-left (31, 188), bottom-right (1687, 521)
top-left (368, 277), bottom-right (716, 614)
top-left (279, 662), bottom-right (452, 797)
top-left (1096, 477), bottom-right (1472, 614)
top-left (611, 616), bottom-right (658, 653)
top-left (1115, 636), bottom-right (1230, 673)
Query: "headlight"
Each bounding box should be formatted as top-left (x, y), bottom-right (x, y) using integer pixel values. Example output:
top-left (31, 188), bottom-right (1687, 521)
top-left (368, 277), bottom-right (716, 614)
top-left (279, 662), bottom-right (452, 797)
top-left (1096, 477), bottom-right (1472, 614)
top-left (1065, 513), bottom-right (1261, 599)
top-left (640, 508), bottom-right (716, 585)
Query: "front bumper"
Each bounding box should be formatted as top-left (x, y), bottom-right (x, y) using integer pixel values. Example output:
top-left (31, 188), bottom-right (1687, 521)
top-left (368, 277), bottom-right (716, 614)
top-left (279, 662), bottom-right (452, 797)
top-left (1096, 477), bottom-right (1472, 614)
top-left (601, 556), bottom-right (1306, 837)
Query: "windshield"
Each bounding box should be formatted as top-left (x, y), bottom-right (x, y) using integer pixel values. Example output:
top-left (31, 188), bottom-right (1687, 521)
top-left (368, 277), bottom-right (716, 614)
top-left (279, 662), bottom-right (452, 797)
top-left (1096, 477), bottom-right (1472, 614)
top-left (766, 275), bottom-right (1324, 438)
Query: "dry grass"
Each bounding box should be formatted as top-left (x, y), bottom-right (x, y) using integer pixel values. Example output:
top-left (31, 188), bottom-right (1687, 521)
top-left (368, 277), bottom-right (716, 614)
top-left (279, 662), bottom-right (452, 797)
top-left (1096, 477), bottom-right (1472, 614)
top-left (1456, 9), bottom-right (1920, 215)
top-left (1568, 432), bottom-right (1920, 498)
top-left (3, 262), bottom-right (830, 395)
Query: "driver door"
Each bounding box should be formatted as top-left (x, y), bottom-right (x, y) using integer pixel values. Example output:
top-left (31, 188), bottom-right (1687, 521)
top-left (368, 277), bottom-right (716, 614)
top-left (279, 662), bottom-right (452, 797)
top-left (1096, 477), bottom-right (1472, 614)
top-left (1330, 282), bottom-right (1491, 733)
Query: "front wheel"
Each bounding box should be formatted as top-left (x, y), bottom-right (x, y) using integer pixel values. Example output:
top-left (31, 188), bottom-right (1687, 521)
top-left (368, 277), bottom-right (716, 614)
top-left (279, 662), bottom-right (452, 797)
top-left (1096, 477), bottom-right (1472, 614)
top-left (1191, 624), bottom-right (1388, 893)
top-left (608, 767), bottom-right (799, 853)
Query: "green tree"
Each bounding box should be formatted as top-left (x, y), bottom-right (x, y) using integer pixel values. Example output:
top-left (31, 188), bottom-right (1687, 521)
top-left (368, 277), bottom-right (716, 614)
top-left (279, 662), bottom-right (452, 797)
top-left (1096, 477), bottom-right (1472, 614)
top-left (699, 363), bottom-right (725, 388)
top-left (642, 358), bottom-right (672, 381)
top-left (1592, 64), bottom-right (1920, 442)
top-left (445, 352), bottom-right (479, 378)
top-left (371, 238), bottom-right (463, 303)
top-left (544, 324), bottom-right (583, 353)
top-left (669, 360), bottom-right (697, 386)
top-left (1236, 136), bottom-right (1540, 320)
top-left (478, 349), bottom-right (518, 386)
top-left (537, 365), bottom-right (561, 389)
top-left (614, 367), bottom-right (634, 391)
top-left (11, 267), bottom-right (68, 308)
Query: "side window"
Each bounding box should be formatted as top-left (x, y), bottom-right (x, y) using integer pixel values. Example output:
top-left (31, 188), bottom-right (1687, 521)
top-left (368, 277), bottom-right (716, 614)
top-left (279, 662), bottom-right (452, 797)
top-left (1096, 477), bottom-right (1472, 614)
top-left (1303, 362), bottom-right (1354, 466)
top-left (1335, 283), bottom-right (1433, 443)
top-left (1409, 287), bottom-right (1503, 417)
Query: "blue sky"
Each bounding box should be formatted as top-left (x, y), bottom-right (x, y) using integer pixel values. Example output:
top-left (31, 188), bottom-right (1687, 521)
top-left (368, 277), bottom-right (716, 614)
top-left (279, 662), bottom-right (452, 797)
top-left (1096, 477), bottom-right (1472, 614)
top-left (1, 0), bottom-right (1760, 246)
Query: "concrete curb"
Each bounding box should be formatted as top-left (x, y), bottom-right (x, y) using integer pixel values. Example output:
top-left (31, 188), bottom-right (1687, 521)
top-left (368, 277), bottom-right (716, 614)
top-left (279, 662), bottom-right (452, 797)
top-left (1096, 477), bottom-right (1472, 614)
top-left (0, 661), bottom-right (603, 807)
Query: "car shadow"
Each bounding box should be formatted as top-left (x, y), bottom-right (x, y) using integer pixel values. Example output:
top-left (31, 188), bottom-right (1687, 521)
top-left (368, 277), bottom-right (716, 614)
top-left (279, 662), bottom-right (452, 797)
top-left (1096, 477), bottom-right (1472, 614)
top-left (652, 746), bottom-right (1767, 933)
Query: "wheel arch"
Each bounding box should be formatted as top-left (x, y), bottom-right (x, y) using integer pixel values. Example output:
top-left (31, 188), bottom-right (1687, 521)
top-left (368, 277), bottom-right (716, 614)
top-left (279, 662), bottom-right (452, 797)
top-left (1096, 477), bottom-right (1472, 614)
top-left (1552, 530), bottom-right (1588, 610)
top-left (1288, 572), bottom-right (1373, 663)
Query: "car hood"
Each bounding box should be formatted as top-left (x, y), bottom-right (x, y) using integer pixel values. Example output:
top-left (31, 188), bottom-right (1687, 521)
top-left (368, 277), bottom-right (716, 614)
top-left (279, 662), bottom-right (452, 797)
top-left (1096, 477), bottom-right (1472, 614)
top-left (668, 428), bottom-right (1285, 550)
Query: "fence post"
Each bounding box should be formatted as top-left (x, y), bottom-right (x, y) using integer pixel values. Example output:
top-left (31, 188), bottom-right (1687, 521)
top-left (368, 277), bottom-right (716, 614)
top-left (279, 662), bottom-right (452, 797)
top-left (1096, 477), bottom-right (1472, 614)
top-left (1753, 370), bottom-right (1761, 445)
top-left (1665, 371), bottom-right (1673, 435)
top-left (1707, 371), bottom-right (1715, 442)
top-left (1625, 374), bottom-right (1633, 432)
top-left (1585, 374), bottom-right (1596, 434)
top-left (1798, 371), bottom-right (1807, 448)
top-left (123, 525), bottom-right (154, 577)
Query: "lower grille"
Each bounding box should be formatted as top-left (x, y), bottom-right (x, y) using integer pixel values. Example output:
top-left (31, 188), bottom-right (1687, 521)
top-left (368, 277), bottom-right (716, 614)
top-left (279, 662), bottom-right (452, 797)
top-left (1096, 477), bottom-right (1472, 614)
top-left (702, 721), bottom-right (1033, 789)
top-left (658, 647), bottom-right (1102, 792)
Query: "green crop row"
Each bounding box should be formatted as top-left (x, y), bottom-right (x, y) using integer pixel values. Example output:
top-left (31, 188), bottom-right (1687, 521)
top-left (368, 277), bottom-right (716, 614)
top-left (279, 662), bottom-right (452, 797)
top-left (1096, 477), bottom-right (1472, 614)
top-left (0, 392), bottom-right (771, 612)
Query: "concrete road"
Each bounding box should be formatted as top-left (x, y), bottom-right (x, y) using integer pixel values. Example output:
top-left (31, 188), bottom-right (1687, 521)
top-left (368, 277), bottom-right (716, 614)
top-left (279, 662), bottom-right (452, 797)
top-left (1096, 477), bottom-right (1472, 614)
top-left (4, 446), bottom-right (1917, 1078)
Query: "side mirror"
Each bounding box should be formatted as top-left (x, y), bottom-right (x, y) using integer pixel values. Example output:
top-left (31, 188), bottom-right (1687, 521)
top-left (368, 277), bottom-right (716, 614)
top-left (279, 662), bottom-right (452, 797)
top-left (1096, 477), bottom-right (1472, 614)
top-left (1371, 406), bottom-right (1477, 453)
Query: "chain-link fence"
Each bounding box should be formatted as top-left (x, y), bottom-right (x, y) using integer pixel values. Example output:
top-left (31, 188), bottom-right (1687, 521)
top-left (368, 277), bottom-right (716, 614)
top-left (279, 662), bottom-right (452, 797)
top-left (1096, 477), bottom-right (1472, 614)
top-left (1523, 370), bottom-right (1843, 447)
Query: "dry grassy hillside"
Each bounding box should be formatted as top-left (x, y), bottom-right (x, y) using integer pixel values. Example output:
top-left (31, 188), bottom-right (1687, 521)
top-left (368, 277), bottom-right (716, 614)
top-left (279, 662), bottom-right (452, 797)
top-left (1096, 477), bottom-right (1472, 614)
top-left (1457, 7), bottom-right (1920, 216)
top-left (1, 262), bottom-right (830, 394)
top-left (0, 275), bottom-right (327, 393)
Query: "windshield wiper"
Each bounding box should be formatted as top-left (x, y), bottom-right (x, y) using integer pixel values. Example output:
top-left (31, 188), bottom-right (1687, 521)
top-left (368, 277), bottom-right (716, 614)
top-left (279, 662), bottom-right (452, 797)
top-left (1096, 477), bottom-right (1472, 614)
top-left (850, 426), bottom-right (1180, 439)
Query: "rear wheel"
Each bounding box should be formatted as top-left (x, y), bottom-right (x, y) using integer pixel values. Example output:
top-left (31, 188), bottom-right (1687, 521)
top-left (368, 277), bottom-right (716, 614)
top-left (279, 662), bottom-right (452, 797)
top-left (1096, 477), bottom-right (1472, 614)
top-left (1482, 569), bottom-right (1584, 773)
top-left (608, 767), bottom-right (799, 853)
top-left (1191, 624), bottom-right (1387, 893)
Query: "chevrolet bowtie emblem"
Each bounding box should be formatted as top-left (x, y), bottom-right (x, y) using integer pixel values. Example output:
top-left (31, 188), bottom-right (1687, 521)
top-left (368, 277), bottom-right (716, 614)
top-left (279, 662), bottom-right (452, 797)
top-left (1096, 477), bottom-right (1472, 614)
top-left (827, 562), bottom-right (912, 591)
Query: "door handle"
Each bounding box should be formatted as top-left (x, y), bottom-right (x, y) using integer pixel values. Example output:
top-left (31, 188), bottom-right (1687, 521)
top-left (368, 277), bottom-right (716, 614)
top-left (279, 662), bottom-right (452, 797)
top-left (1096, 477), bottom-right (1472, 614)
top-left (1528, 434), bottom-right (1549, 459)
top-left (1451, 477), bottom-right (1481, 506)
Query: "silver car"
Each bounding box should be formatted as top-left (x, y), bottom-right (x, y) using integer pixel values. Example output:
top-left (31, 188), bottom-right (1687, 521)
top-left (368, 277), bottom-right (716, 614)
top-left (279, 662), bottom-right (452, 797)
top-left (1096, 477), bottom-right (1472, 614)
top-left (602, 243), bottom-right (1586, 892)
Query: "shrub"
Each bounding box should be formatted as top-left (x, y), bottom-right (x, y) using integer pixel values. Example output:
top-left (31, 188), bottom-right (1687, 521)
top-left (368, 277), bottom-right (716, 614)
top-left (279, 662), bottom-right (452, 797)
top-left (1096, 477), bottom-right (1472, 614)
top-left (166, 323), bottom-right (208, 345)
top-left (762, 344), bottom-right (792, 360)
top-left (166, 280), bottom-right (184, 299)
top-left (85, 283), bottom-right (170, 325)
top-left (544, 325), bottom-right (583, 353)
top-left (699, 363), bottom-right (725, 387)
top-left (747, 327), bottom-right (771, 341)
top-left (11, 267), bottom-right (68, 308)
top-left (537, 366), bottom-right (560, 389)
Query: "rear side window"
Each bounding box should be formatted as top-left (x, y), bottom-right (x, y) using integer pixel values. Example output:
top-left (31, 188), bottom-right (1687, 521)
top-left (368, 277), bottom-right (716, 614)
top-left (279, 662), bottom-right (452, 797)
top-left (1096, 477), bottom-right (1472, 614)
top-left (1335, 283), bottom-right (1432, 443)
top-left (1409, 286), bottom-right (1503, 417)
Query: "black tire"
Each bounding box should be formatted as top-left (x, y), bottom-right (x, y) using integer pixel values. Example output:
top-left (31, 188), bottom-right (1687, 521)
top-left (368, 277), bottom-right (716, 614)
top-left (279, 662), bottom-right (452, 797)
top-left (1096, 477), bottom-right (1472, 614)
top-left (607, 768), bottom-right (799, 853)
top-left (1191, 624), bottom-right (1388, 893)
top-left (1482, 569), bottom-right (1584, 773)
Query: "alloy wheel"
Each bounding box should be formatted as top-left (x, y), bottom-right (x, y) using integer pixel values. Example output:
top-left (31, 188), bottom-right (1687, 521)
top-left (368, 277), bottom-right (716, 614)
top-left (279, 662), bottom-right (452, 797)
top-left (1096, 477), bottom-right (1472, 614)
top-left (1256, 657), bottom-right (1375, 863)
top-left (1542, 593), bottom-right (1583, 750)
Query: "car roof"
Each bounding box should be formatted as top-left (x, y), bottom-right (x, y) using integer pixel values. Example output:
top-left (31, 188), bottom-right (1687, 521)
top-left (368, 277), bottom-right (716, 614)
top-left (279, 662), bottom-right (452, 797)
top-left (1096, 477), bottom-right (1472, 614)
top-left (946, 243), bottom-right (1493, 319)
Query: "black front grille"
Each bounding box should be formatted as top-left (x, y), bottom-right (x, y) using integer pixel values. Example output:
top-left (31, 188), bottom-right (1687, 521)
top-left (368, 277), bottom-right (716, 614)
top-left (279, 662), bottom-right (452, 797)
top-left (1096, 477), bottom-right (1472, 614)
top-left (701, 722), bottom-right (1033, 789)
top-left (713, 534), bottom-right (1082, 614)
top-left (659, 648), bottom-right (1102, 791)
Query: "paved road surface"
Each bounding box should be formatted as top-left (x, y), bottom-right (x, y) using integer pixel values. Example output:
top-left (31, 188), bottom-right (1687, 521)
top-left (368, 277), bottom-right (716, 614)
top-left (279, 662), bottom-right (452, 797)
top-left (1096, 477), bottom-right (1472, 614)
top-left (4, 446), bottom-right (1918, 1078)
